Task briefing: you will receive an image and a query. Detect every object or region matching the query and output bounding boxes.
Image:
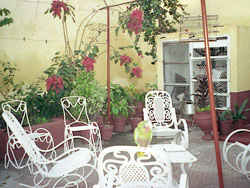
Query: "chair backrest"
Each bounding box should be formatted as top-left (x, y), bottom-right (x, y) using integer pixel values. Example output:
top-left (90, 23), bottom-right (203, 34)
top-left (61, 96), bottom-right (90, 126)
top-left (2, 100), bottom-right (32, 133)
top-left (144, 91), bottom-right (177, 129)
top-left (2, 111), bottom-right (49, 173)
top-left (97, 145), bottom-right (173, 188)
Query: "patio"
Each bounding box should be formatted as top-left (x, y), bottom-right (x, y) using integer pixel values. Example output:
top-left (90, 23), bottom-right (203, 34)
top-left (0, 125), bottom-right (249, 188)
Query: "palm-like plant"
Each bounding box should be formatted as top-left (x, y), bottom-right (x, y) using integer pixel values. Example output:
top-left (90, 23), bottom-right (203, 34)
top-left (193, 75), bottom-right (209, 111)
top-left (230, 99), bottom-right (250, 123)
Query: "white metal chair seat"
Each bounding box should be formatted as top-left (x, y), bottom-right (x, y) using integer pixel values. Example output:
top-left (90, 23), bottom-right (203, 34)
top-left (94, 145), bottom-right (188, 188)
top-left (61, 96), bottom-right (102, 153)
top-left (223, 129), bottom-right (250, 180)
top-left (143, 91), bottom-right (189, 149)
top-left (1, 100), bottom-right (54, 172)
top-left (2, 110), bottom-right (98, 187)
top-left (152, 127), bottom-right (182, 137)
top-left (48, 148), bottom-right (91, 177)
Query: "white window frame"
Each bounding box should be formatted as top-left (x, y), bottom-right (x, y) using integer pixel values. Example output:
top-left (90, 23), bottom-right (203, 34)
top-left (162, 36), bottom-right (230, 110)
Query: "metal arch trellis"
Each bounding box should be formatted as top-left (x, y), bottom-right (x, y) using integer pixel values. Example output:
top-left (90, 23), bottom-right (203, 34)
top-left (99, 0), bottom-right (139, 125)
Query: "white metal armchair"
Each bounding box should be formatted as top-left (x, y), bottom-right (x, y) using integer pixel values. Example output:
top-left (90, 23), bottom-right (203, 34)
top-left (223, 129), bottom-right (250, 180)
top-left (93, 145), bottom-right (188, 188)
top-left (143, 91), bottom-right (189, 149)
top-left (2, 110), bottom-right (98, 188)
top-left (60, 96), bottom-right (102, 153)
top-left (1, 100), bottom-right (54, 172)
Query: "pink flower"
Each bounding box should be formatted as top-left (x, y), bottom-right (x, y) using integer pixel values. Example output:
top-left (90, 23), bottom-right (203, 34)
top-left (46, 75), bottom-right (64, 93)
top-left (82, 56), bottom-right (96, 72)
top-left (120, 54), bottom-right (132, 66)
top-left (127, 9), bottom-right (143, 34)
top-left (131, 67), bottom-right (142, 78)
top-left (50, 0), bottom-right (69, 19)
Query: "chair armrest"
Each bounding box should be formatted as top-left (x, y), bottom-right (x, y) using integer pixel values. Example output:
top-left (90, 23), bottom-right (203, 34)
top-left (176, 118), bottom-right (189, 149)
top-left (143, 108), bottom-right (149, 121)
top-left (38, 136), bottom-right (96, 155)
top-left (179, 173), bottom-right (188, 188)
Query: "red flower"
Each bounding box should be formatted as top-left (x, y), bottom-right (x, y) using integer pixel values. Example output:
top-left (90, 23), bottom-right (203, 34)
top-left (120, 54), bottom-right (132, 66)
top-left (46, 75), bottom-right (64, 94)
top-left (127, 9), bottom-right (143, 34)
top-left (50, 0), bottom-right (69, 19)
top-left (131, 67), bottom-right (142, 78)
top-left (82, 56), bottom-right (96, 72)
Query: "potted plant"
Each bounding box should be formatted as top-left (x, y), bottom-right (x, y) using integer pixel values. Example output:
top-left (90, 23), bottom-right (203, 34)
top-left (110, 83), bottom-right (132, 132)
top-left (71, 71), bottom-right (107, 121)
top-left (230, 99), bottom-right (250, 129)
top-left (193, 75), bottom-right (213, 140)
top-left (217, 110), bottom-right (232, 135)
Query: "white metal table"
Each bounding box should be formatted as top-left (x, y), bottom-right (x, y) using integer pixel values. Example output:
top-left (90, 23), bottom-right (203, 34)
top-left (151, 144), bottom-right (198, 174)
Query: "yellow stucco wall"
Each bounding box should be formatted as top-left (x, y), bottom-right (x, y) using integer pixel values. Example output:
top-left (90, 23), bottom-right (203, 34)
top-left (238, 26), bottom-right (250, 92)
top-left (1, 0), bottom-right (250, 94)
top-left (0, 0), bottom-right (156, 93)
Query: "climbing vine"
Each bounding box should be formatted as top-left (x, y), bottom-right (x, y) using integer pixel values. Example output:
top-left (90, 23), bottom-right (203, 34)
top-left (116, 0), bottom-right (187, 64)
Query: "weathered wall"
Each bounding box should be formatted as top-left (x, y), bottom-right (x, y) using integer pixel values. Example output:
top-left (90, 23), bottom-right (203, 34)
top-left (0, 0), bottom-right (156, 93)
top-left (1, 0), bottom-right (250, 94)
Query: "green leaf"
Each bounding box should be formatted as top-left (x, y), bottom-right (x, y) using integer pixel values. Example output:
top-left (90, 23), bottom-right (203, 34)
top-left (115, 27), bottom-right (119, 36)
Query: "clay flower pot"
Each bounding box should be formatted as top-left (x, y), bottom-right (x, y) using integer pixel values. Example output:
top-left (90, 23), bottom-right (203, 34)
top-left (100, 125), bottom-right (113, 141)
top-left (195, 111), bottom-right (213, 140)
top-left (113, 117), bottom-right (127, 132)
top-left (220, 120), bottom-right (232, 135)
top-left (130, 117), bottom-right (142, 130)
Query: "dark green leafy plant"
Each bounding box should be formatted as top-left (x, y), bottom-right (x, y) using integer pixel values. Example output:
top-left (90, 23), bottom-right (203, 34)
top-left (193, 75), bottom-right (209, 111)
top-left (0, 8), bottom-right (14, 27)
top-left (110, 83), bottom-right (132, 118)
top-left (230, 99), bottom-right (250, 123)
top-left (217, 110), bottom-right (231, 121)
top-left (116, 0), bottom-right (187, 64)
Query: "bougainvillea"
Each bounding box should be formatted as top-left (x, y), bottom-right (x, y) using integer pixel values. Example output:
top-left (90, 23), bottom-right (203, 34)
top-left (82, 56), bottom-right (96, 72)
top-left (131, 67), bottom-right (142, 78)
top-left (120, 54), bottom-right (132, 66)
top-left (45, 0), bottom-right (75, 21)
top-left (50, 0), bottom-right (69, 19)
top-left (127, 9), bottom-right (143, 34)
top-left (46, 75), bottom-right (64, 94)
top-left (117, 0), bottom-right (187, 64)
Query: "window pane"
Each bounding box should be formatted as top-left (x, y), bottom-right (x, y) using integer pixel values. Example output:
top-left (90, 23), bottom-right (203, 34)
top-left (164, 64), bottom-right (190, 83)
top-left (163, 43), bottom-right (189, 63)
top-left (215, 96), bottom-right (227, 108)
top-left (192, 59), bottom-right (227, 80)
top-left (193, 47), bottom-right (227, 57)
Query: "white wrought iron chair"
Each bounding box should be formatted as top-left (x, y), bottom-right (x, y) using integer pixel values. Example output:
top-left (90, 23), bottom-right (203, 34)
top-left (1, 100), bottom-right (54, 172)
top-left (223, 129), bottom-right (250, 180)
top-left (60, 96), bottom-right (102, 153)
top-left (143, 91), bottom-right (189, 149)
top-left (93, 145), bottom-right (188, 188)
top-left (2, 110), bottom-right (98, 188)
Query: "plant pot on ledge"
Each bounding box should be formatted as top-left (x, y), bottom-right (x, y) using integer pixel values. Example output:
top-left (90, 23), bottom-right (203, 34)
top-left (113, 117), bottom-right (127, 132)
top-left (220, 120), bottom-right (232, 135)
top-left (130, 117), bottom-right (142, 130)
top-left (100, 125), bottom-right (113, 141)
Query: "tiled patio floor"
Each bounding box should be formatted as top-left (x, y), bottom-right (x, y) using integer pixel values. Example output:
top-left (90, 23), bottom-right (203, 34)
top-left (0, 125), bottom-right (249, 187)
